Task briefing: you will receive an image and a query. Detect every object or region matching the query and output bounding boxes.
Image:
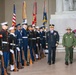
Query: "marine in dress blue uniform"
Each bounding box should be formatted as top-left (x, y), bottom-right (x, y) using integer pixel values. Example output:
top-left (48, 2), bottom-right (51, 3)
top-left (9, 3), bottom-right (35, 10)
top-left (46, 24), bottom-right (59, 65)
top-left (0, 22), bottom-right (10, 75)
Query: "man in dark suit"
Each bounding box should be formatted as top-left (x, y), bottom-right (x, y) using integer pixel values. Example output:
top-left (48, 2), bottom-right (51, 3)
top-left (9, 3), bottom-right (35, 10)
top-left (46, 24), bottom-right (59, 65)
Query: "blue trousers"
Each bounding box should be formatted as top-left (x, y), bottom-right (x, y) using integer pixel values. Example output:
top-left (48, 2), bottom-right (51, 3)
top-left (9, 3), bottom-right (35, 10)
top-left (19, 47), bottom-right (24, 65)
top-left (1, 52), bottom-right (9, 75)
top-left (23, 38), bottom-right (28, 61)
top-left (29, 46), bottom-right (35, 61)
top-left (48, 47), bottom-right (56, 63)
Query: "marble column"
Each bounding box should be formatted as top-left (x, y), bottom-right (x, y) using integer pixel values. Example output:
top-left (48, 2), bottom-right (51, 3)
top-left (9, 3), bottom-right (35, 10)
top-left (56, 0), bottom-right (63, 13)
top-left (69, 0), bottom-right (74, 10)
top-left (63, 0), bottom-right (69, 11)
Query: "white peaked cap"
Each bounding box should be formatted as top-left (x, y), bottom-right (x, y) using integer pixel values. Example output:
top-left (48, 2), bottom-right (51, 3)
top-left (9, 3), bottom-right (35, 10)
top-left (36, 26), bottom-right (39, 29)
top-left (1, 22), bottom-right (8, 26)
top-left (22, 19), bottom-right (27, 25)
top-left (9, 27), bottom-right (14, 31)
top-left (32, 24), bottom-right (35, 27)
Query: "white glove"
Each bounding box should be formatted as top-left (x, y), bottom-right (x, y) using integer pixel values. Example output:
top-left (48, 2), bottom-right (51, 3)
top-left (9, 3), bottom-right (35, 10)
top-left (0, 51), bottom-right (3, 55)
top-left (16, 47), bottom-right (20, 51)
top-left (36, 54), bottom-right (38, 58)
top-left (10, 49), bottom-right (14, 54)
top-left (46, 46), bottom-right (48, 48)
top-left (36, 44), bottom-right (38, 46)
top-left (40, 43), bottom-right (42, 46)
top-left (56, 44), bottom-right (58, 47)
top-left (27, 46), bottom-right (29, 49)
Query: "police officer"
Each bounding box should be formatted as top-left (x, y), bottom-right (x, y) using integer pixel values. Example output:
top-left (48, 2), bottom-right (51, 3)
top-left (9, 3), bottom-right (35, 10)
top-left (22, 22), bottom-right (28, 62)
top-left (62, 27), bottom-right (76, 65)
top-left (46, 24), bottom-right (59, 65)
top-left (0, 22), bottom-right (10, 75)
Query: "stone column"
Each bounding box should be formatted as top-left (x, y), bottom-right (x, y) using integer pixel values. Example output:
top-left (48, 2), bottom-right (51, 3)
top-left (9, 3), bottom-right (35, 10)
top-left (56, 0), bottom-right (63, 13)
top-left (69, 0), bottom-right (74, 10)
top-left (63, 0), bottom-right (69, 11)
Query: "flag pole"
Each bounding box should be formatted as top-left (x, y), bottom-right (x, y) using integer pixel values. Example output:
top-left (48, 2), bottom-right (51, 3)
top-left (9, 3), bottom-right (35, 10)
top-left (22, 1), bottom-right (27, 23)
top-left (12, 4), bottom-right (16, 27)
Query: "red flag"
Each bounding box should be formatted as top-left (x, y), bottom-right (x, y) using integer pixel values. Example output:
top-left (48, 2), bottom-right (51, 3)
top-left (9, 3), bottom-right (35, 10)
top-left (12, 4), bottom-right (16, 27)
top-left (32, 1), bottom-right (37, 26)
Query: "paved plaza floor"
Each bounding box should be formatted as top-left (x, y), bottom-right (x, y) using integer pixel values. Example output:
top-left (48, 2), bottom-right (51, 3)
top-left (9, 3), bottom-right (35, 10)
top-left (10, 52), bottom-right (76, 75)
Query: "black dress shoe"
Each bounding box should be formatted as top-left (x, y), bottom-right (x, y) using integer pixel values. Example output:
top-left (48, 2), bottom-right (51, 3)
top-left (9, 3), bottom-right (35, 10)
top-left (22, 63), bottom-right (24, 66)
top-left (27, 62), bottom-right (30, 66)
top-left (65, 62), bottom-right (69, 65)
top-left (52, 62), bottom-right (55, 64)
top-left (18, 66), bottom-right (24, 69)
top-left (48, 63), bottom-right (51, 65)
top-left (47, 62), bottom-right (51, 65)
top-left (13, 69), bottom-right (19, 72)
top-left (10, 69), bottom-right (19, 72)
top-left (7, 72), bottom-right (10, 75)
top-left (70, 61), bottom-right (73, 64)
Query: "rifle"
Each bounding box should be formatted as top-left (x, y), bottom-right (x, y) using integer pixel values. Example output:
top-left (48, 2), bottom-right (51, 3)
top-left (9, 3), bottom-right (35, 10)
top-left (40, 44), bottom-right (46, 58)
top-left (17, 50), bottom-right (22, 69)
top-left (27, 46), bottom-right (33, 65)
top-left (22, 48), bottom-right (27, 66)
top-left (36, 44), bottom-right (41, 59)
top-left (12, 40), bottom-right (18, 71)
top-left (32, 48), bottom-right (36, 61)
top-left (17, 39), bottom-right (24, 68)
top-left (1, 55), bottom-right (8, 75)
top-left (0, 34), bottom-right (7, 75)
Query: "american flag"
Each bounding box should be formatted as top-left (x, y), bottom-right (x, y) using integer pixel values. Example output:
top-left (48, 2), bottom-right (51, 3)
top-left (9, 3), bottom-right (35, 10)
top-left (12, 4), bottom-right (16, 27)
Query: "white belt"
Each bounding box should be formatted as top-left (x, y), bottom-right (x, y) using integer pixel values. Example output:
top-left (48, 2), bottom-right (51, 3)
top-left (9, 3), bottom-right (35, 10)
top-left (32, 38), bottom-right (36, 40)
top-left (43, 36), bottom-right (46, 38)
top-left (2, 41), bottom-right (8, 44)
top-left (22, 37), bottom-right (28, 38)
top-left (10, 43), bottom-right (16, 46)
top-left (37, 37), bottom-right (40, 39)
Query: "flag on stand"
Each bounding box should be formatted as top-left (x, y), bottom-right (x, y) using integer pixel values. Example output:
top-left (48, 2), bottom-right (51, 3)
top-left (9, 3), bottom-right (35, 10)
top-left (22, 1), bottom-right (27, 23)
top-left (43, 0), bottom-right (47, 25)
top-left (32, 1), bottom-right (37, 26)
top-left (12, 4), bottom-right (16, 27)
